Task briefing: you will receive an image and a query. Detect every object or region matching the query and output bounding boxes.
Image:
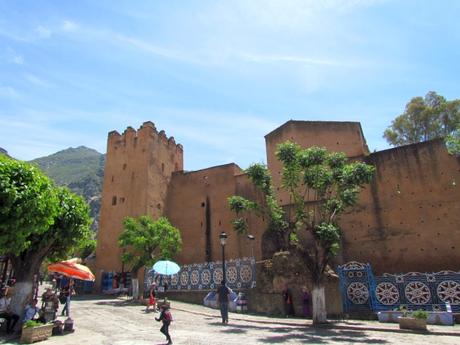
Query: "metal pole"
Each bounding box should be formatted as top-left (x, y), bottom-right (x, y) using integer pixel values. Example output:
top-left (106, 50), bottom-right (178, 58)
top-left (222, 243), bottom-right (226, 284)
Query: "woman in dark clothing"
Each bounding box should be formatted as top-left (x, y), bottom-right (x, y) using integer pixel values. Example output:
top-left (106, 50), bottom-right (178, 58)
top-left (282, 283), bottom-right (295, 317)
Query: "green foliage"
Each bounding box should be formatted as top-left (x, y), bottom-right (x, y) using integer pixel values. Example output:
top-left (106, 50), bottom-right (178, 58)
top-left (43, 187), bottom-right (92, 261)
top-left (228, 141), bottom-right (374, 287)
top-left (445, 126), bottom-right (460, 155)
top-left (411, 310), bottom-right (428, 320)
top-left (23, 320), bottom-right (42, 328)
top-left (314, 223), bottom-right (340, 244)
top-left (384, 91), bottom-right (460, 146)
top-left (0, 154), bottom-right (58, 256)
top-left (228, 196), bottom-right (258, 214)
top-left (227, 164), bottom-right (286, 236)
top-left (118, 216), bottom-right (182, 274)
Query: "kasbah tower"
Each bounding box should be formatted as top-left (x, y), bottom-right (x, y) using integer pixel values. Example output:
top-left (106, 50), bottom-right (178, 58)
top-left (94, 120), bottom-right (460, 287)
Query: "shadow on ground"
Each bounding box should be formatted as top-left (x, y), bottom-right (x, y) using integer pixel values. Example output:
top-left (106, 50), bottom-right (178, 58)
top-left (208, 319), bottom-right (389, 344)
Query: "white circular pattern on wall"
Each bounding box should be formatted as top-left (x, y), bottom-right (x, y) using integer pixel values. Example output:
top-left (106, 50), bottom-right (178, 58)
top-left (347, 282), bottom-right (369, 304)
top-left (180, 271), bottom-right (189, 286)
top-left (404, 281), bottom-right (431, 305)
top-left (190, 270), bottom-right (200, 285)
top-left (375, 282), bottom-right (400, 305)
top-left (239, 265), bottom-right (252, 283)
top-left (201, 269), bottom-right (211, 285)
top-left (227, 267), bottom-right (238, 284)
top-left (437, 280), bottom-right (460, 305)
top-left (213, 268), bottom-right (223, 284)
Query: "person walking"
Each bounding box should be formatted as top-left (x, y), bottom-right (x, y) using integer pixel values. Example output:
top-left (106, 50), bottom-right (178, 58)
top-left (145, 283), bottom-right (157, 312)
top-left (60, 279), bottom-right (74, 317)
top-left (216, 280), bottom-right (232, 324)
top-left (155, 304), bottom-right (173, 345)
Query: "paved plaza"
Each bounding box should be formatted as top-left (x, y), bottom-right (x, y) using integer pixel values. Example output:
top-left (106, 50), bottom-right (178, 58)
top-left (1, 292), bottom-right (460, 345)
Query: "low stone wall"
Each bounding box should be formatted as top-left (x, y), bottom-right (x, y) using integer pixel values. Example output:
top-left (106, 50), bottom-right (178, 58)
top-left (167, 252), bottom-right (343, 318)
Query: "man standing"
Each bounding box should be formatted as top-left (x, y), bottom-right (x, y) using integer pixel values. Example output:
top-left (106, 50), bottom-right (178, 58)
top-left (216, 280), bottom-right (232, 324)
top-left (0, 288), bottom-right (19, 333)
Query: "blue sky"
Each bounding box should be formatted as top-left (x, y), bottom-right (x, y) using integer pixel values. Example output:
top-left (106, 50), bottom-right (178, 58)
top-left (0, 0), bottom-right (459, 171)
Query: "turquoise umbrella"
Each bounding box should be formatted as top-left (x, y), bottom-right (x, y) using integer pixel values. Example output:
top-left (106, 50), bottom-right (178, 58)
top-left (152, 260), bottom-right (180, 276)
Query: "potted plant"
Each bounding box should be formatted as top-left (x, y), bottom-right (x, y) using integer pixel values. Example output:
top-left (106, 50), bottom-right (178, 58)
top-left (20, 320), bottom-right (54, 344)
top-left (398, 310), bottom-right (428, 331)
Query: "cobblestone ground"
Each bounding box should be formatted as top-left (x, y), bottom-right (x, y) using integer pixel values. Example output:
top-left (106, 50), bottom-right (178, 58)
top-left (1, 294), bottom-right (459, 345)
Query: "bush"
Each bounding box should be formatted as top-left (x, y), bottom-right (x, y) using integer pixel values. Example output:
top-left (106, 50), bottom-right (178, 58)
top-left (411, 310), bottom-right (428, 320)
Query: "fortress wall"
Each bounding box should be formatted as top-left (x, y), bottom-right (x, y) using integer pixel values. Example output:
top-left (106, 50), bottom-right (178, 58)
top-left (165, 164), bottom-right (249, 265)
top-left (95, 122), bottom-right (183, 282)
top-left (265, 121), bottom-right (369, 207)
top-left (341, 139), bottom-right (460, 274)
top-left (234, 173), bottom-right (268, 260)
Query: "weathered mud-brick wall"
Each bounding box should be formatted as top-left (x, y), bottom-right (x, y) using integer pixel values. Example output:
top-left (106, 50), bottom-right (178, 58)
top-left (247, 252), bottom-right (342, 317)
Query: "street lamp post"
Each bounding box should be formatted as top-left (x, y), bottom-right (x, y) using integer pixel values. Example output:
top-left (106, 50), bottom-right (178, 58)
top-left (247, 234), bottom-right (255, 258)
top-left (220, 232), bottom-right (228, 284)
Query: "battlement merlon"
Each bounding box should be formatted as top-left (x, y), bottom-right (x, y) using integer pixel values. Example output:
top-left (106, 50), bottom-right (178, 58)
top-left (106, 122), bottom-right (184, 153)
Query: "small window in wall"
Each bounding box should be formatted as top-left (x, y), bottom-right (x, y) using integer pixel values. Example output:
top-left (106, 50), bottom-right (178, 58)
top-left (112, 196), bottom-right (117, 205)
top-left (162, 163), bottom-right (165, 172)
top-left (120, 197), bottom-right (125, 203)
top-left (123, 163), bottom-right (127, 170)
top-left (157, 203), bottom-right (162, 210)
top-left (111, 176), bottom-right (114, 182)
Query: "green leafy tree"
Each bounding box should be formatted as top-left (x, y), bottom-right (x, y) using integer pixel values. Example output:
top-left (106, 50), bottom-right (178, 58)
top-left (0, 155), bottom-right (92, 321)
top-left (229, 143), bottom-right (374, 325)
top-left (118, 216), bottom-right (182, 276)
top-left (445, 126), bottom-right (460, 155)
top-left (384, 91), bottom-right (460, 146)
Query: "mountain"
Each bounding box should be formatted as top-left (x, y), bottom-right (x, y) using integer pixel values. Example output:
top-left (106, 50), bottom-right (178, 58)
top-left (0, 147), bottom-right (10, 157)
top-left (29, 146), bottom-right (105, 231)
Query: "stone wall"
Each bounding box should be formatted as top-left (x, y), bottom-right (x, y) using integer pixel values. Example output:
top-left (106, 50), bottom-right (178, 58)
top-left (247, 253), bottom-right (342, 317)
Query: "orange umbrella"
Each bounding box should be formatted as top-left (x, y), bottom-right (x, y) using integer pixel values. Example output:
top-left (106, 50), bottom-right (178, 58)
top-left (48, 259), bottom-right (95, 281)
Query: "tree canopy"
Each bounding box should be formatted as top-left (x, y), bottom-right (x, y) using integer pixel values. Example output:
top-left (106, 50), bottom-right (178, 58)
top-left (384, 91), bottom-right (460, 146)
top-left (229, 143), bottom-right (374, 324)
top-left (0, 154), bottom-right (92, 323)
top-left (118, 216), bottom-right (182, 275)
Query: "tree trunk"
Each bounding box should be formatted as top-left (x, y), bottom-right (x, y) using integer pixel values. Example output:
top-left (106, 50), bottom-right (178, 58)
top-left (312, 282), bottom-right (327, 325)
top-left (9, 250), bottom-right (47, 331)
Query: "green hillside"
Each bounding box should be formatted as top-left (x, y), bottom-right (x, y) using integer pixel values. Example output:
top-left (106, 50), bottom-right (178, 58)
top-left (29, 146), bottom-right (105, 230)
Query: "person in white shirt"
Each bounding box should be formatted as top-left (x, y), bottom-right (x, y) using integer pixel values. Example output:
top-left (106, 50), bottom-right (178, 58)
top-left (0, 288), bottom-right (19, 333)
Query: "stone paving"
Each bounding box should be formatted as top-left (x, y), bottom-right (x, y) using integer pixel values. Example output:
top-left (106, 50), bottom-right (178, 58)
top-left (1, 294), bottom-right (459, 345)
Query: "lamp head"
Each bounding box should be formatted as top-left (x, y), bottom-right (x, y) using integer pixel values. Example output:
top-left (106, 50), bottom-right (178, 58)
top-left (220, 231), bottom-right (228, 246)
top-left (247, 234), bottom-right (255, 240)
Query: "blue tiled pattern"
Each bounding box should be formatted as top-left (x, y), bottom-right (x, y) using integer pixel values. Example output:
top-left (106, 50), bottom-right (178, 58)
top-left (338, 261), bottom-right (460, 313)
top-left (145, 257), bottom-right (256, 292)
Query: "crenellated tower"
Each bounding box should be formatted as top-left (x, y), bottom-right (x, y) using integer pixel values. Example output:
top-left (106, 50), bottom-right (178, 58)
top-left (94, 121), bottom-right (183, 283)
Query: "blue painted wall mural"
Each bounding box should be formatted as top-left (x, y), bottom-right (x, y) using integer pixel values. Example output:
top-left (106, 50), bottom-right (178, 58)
top-left (338, 261), bottom-right (460, 313)
top-left (145, 257), bottom-right (256, 293)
